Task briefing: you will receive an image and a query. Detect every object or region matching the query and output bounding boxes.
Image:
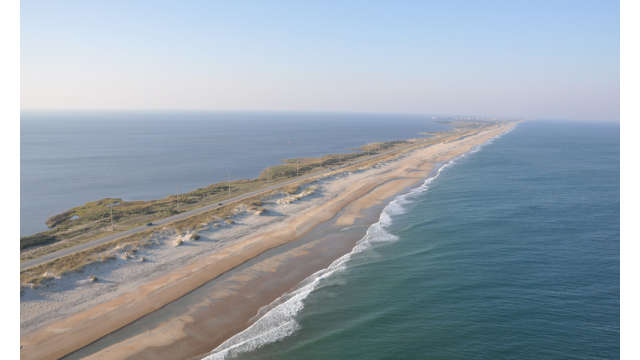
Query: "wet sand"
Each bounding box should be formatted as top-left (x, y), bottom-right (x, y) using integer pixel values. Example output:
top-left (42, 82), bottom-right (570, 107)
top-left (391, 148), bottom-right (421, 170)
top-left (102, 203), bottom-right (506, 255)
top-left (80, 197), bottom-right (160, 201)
top-left (20, 122), bottom-right (516, 360)
top-left (66, 201), bottom-right (382, 360)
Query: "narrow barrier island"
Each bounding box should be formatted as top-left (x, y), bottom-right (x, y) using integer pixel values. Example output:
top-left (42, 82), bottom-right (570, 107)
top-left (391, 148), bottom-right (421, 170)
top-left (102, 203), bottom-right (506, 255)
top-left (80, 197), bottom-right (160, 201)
top-left (20, 120), bottom-right (494, 286)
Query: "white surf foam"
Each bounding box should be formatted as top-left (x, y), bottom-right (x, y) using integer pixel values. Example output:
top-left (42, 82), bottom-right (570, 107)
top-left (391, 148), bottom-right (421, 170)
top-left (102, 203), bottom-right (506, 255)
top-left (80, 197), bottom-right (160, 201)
top-left (202, 128), bottom-right (512, 359)
top-left (202, 210), bottom-right (399, 360)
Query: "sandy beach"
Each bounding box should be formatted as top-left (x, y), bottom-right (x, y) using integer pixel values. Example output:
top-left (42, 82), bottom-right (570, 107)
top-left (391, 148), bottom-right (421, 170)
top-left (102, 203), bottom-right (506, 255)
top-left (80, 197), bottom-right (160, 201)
top-left (20, 122), bottom-right (515, 360)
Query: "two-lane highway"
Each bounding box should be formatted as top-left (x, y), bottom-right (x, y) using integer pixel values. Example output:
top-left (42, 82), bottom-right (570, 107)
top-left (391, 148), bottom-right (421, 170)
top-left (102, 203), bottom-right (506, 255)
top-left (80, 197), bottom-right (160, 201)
top-left (20, 136), bottom-right (442, 271)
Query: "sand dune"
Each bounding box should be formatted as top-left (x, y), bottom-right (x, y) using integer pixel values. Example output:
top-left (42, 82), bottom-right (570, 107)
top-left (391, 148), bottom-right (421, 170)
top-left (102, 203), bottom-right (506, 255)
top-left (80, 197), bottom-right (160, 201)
top-left (20, 122), bottom-right (515, 360)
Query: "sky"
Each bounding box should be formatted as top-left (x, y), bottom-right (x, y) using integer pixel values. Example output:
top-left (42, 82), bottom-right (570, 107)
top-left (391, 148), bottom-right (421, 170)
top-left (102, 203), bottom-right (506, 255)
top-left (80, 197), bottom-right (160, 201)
top-left (21, 0), bottom-right (619, 121)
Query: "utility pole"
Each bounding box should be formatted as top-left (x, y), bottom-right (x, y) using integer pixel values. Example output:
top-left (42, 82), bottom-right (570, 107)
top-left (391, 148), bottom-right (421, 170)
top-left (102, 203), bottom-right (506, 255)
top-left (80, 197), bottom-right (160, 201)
top-left (296, 160), bottom-right (299, 177)
top-left (110, 204), bottom-right (114, 231)
top-left (227, 170), bottom-right (231, 195)
top-left (176, 190), bottom-right (179, 211)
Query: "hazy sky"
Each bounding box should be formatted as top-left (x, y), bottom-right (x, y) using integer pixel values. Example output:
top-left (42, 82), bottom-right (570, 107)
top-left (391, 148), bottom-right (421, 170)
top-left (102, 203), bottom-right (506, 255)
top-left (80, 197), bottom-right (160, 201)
top-left (21, 1), bottom-right (619, 121)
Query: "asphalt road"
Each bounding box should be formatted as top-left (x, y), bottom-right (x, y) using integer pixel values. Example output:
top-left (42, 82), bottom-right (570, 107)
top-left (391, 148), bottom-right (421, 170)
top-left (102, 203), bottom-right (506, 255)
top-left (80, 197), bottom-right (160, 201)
top-left (20, 140), bottom-right (429, 271)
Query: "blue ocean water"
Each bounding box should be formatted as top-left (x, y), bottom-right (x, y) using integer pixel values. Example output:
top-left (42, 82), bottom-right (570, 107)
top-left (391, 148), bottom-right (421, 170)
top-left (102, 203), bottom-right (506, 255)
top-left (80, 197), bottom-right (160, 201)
top-left (20, 112), bottom-right (446, 236)
top-left (225, 121), bottom-right (619, 359)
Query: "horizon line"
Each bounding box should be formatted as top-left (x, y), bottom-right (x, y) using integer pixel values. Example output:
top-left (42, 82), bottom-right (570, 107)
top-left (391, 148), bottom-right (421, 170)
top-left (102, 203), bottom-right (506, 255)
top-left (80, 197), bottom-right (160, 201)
top-left (20, 108), bottom-right (530, 121)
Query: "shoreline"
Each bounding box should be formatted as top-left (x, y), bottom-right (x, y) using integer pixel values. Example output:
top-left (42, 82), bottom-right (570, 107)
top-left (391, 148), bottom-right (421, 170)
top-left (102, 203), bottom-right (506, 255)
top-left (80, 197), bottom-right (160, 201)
top-left (205, 165), bottom-right (446, 359)
top-left (20, 122), bottom-right (517, 360)
top-left (20, 130), bottom-right (424, 261)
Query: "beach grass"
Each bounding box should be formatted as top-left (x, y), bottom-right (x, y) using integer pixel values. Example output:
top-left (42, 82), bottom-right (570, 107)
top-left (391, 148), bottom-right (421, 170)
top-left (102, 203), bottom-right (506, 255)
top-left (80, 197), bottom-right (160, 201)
top-left (21, 138), bottom-right (413, 253)
top-left (20, 121), bottom-right (499, 285)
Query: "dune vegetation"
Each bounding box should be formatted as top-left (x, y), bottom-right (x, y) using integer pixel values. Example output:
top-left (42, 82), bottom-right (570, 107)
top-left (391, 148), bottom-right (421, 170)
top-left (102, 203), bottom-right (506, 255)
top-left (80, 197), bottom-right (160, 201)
top-left (20, 121), bottom-right (497, 285)
top-left (20, 139), bottom-right (414, 254)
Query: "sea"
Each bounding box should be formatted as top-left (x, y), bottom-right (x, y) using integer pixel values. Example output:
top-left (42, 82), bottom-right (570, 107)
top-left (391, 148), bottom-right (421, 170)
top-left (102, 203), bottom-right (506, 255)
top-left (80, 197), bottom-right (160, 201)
top-left (20, 111), bottom-right (448, 236)
top-left (21, 114), bottom-right (619, 359)
top-left (206, 120), bottom-right (619, 359)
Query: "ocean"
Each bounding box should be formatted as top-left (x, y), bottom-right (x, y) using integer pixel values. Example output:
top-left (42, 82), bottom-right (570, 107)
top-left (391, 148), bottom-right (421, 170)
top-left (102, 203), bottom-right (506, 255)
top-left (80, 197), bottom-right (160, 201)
top-left (20, 111), bottom-right (447, 236)
top-left (207, 120), bottom-right (619, 359)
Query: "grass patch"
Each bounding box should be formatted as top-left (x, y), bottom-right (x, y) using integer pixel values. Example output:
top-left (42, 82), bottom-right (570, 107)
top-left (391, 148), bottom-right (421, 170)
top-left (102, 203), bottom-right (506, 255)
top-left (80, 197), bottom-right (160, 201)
top-left (20, 229), bottom-right (155, 286)
top-left (22, 139), bottom-right (408, 252)
top-left (20, 121), bottom-right (501, 280)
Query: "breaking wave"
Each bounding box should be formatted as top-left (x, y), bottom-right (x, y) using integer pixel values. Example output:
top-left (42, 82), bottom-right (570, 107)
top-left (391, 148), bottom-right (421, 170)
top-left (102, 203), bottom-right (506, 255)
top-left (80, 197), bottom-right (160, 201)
top-left (202, 128), bottom-right (511, 359)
